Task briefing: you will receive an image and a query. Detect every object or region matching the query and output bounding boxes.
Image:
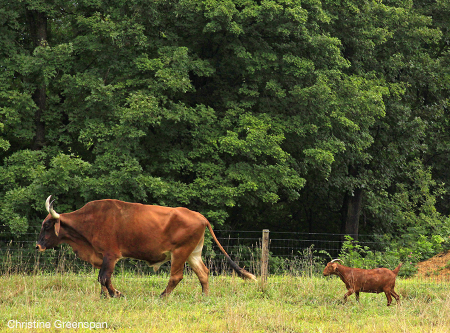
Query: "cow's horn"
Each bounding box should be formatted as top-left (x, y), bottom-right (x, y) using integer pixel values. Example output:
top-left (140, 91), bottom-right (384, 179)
top-left (45, 195), bottom-right (60, 219)
top-left (330, 259), bottom-right (343, 264)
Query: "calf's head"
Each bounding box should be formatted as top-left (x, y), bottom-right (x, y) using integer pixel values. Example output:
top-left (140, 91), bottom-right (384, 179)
top-left (323, 259), bottom-right (344, 276)
top-left (36, 195), bottom-right (61, 252)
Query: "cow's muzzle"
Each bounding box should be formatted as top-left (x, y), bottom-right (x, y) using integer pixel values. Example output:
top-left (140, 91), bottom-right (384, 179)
top-left (35, 244), bottom-right (46, 252)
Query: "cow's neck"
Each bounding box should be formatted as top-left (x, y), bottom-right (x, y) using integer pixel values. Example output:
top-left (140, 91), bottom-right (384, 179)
top-left (58, 215), bottom-right (91, 248)
top-left (57, 215), bottom-right (102, 267)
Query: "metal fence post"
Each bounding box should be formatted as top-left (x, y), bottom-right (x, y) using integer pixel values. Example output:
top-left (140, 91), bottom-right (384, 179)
top-left (260, 229), bottom-right (270, 290)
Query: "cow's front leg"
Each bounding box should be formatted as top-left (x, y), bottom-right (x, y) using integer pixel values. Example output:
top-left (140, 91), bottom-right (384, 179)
top-left (98, 254), bottom-right (122, 298)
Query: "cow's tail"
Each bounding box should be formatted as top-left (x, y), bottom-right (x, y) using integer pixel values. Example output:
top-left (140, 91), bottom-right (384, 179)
top-left (206, 222), bottom-right (257, 281)
top-left (392, 263), bottom-right (402, 276)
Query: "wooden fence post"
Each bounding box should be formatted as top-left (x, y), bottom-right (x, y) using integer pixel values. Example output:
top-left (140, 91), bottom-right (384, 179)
top-left (260, 229), bottom-right (270, 290)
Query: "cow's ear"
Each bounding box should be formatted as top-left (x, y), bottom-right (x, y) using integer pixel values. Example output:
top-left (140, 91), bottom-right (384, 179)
top-left (332, 263), bottom-right (338, 270)
top-left (54, 219), bottom-right (60, 237)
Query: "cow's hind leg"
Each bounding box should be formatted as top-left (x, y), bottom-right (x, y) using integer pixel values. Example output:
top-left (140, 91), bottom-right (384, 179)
top-left (160, 249), bottom-right (191, 297)
top-left (98, 254), bottom-right (122, 298)
top-left (187, 237), bottom-right (209, 295)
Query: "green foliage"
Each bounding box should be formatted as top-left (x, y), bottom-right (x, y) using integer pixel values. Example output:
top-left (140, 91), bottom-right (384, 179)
top-left (270, 245), bottom-right (327, 276)
top-left (338, 234), bottom-right (448, 277)
top-left (0, 0), bottom-right (450, 257)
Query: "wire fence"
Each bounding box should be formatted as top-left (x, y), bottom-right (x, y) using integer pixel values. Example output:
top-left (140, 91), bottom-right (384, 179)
top-left (1, 229), bottom-right (449, 285)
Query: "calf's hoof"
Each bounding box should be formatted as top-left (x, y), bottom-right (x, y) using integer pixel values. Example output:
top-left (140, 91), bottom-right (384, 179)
top-left (100, 289), bottom-right (124, 299)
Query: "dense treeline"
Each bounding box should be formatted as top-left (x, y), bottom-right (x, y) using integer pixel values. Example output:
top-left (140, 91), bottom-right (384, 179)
top-left (1, 0), bottom-right (450, 262)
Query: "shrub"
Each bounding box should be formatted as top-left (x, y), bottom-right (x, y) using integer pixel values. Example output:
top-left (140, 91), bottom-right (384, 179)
top-left (338, 233), bottom-right (447, 277)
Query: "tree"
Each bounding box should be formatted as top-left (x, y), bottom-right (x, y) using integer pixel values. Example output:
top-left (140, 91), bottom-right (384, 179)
top-left (1, 0), bottom-right (449, 253)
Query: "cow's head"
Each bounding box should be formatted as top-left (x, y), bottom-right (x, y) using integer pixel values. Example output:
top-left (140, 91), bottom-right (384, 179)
top-left (36, 195), bottom-right (61, 252)
top-left (323, 259), bottom-right (344, 276)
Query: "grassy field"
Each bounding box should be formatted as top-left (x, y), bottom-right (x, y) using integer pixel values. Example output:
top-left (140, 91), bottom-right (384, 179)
top-left (0, 272), bottom-right (449, 332)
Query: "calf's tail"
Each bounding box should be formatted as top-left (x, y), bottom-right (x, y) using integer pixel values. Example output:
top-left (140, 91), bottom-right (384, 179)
top-left (392, 263), bottom-right (403, 275)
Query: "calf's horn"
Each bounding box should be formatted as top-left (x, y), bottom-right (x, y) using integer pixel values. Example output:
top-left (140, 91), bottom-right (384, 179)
top-left (45, 195), bottom-right (60, 219)
top-left (330, 259), bottom-right (344, 264)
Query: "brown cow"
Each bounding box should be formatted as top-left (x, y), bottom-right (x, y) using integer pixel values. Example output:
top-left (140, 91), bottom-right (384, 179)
top-left (36, 196), bottom-right (256, 297)
top-left (323, 259), bottom-right (402, 306)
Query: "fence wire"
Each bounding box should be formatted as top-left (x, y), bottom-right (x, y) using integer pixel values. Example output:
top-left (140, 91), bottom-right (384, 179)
top-left (1, 230), bottom-right (449, 285)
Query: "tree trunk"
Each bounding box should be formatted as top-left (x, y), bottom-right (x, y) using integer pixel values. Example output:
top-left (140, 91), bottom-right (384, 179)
top-left (27, 9), bottom-right (47, 150)
top-left (31, 85), bottom-right (46, 150)
top-left (341, 188), bottom-right (363, 240)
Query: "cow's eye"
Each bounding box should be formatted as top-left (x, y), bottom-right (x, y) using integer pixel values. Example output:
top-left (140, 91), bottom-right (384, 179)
top-left (44, 222), bottom-right (52, 230)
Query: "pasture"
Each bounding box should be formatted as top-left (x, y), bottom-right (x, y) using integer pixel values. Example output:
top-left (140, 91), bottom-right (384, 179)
top-left (1, 272), bottom-right (449, 332)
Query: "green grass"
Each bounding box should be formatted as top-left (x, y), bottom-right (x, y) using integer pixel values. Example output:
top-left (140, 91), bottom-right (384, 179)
top-left (1, 272), bottom-right (449, 332)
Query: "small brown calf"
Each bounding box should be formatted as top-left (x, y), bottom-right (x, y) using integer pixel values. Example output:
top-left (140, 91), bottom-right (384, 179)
top-left (323, 259), bottom-right (402, 306)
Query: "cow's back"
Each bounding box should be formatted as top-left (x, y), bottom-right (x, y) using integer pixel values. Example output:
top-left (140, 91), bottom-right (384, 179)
top-left (66, 200), bottom-right (207, 262)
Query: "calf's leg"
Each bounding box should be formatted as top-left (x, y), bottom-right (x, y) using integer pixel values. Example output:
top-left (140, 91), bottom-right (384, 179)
top-left (391, 290), bottom-right (400, 304)
top-left (343, 289), bottom-right (354, 303)
top-left (384, 290), bottom-right (393, 306)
